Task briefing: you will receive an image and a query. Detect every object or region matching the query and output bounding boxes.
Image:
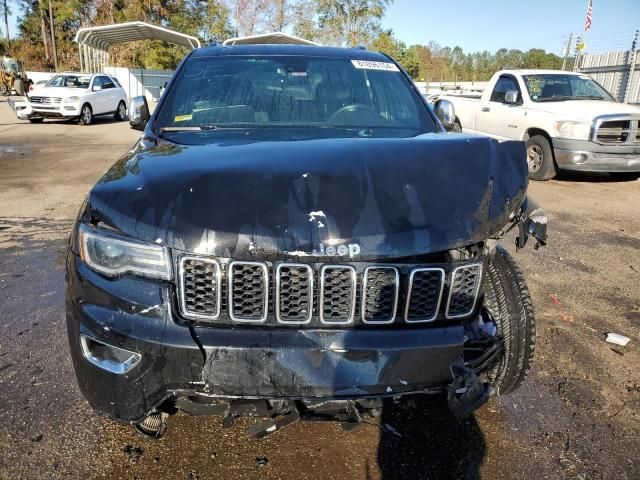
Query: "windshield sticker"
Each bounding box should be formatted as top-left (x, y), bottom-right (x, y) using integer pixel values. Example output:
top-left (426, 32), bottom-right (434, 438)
top-left (351, 60), bottom-right (400, 72)
top-left (174, 114), bottom-right (193, 122)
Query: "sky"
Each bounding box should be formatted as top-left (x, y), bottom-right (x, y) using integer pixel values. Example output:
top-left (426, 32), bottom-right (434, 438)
top-left (4, 0), bottom-right (640, 55)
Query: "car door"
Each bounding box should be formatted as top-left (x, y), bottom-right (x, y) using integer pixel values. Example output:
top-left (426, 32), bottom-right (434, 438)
top-left (475, 74), bottom-right (526, 140)
top-left (100, 76), bottom-right (119, 112)
top-left (89, 75), bottom-right (108, 114)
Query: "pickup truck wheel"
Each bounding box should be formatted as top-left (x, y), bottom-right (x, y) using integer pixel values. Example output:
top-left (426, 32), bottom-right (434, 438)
top-left (114, 101), bottom-right (127, 121)
top-left (526, 135), bottom-right (556, 181)
top-left (482, 245), bottom-right (536, 395)
top-left (79, 104), bottom-right (93, 126)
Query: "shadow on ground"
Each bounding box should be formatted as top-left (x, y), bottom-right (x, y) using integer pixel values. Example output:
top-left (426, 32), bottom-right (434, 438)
top-left (376, 396), bottom-right (484, 480)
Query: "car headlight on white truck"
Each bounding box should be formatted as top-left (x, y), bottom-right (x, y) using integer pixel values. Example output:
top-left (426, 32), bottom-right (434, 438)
top-left (554, 121), bottom-right (591, 140)
top-left (79, 224), bottom-right (171, 280)
top-left (64, 96), bottom-right (80, 103)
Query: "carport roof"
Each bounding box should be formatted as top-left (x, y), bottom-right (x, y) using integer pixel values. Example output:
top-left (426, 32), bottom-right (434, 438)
top-left (74, 21), bottom-right (201, 51)
top-left (222, 32), bottom-right (319, 46)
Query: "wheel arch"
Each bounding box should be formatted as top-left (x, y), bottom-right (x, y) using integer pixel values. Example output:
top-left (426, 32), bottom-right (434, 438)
top-left (523, 127), bottom-right (557, 165)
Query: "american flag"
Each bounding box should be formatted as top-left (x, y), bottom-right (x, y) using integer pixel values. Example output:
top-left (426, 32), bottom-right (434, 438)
top-left (584, 0), bottom-right (593, 31)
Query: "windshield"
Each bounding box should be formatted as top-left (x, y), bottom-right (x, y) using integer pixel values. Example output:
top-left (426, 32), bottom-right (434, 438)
top-left (2, 59), bottom-right (19, 73)
top-left (45, 74), bottom-right (91, 89)
top-left (154, 55), bottom-right (436, 138)
top-left (523, 74), bottom-right (615, 102)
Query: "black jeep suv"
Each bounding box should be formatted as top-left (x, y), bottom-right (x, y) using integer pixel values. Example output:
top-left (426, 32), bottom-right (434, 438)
top-left (65, 44), bottom-right (546, 438)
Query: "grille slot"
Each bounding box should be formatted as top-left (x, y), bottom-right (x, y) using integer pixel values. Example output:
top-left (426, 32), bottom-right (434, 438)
top-left (319, 265), bottom-right (357, 324)
top-left (275, 263), bottom-right (313, 324)
top-left (405, 268), bottom-right (445, 323)
top-left (446, 264), bottom-right (483, 319)
top-left (30, 96), bottom-right (62, 104)
top-left (228, 261), bottom-right (268, 323)
top-left (178, 256), bottom-right (221, 321)
top-left (362, 267), bottom-right (399, 324)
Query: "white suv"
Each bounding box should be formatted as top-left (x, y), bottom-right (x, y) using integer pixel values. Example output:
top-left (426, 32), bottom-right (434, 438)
top-left (20, 72), bottom-right (128, 125)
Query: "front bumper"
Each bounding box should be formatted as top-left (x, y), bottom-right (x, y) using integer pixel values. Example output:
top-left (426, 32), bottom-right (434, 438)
top-left (66, 253), bottom-right (463, 423)
top-left (16, 103), bottom-right (81, 120)
top-left (553, 138), bottom-right (640, 172)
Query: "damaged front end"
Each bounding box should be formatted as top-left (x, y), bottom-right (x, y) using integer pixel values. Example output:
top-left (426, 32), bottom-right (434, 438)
top-left (65, 134), bottom-right (547, 438)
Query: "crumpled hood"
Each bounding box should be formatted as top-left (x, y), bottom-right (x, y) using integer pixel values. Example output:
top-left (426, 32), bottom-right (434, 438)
top-left (86, 134), bottom-right (527, 260)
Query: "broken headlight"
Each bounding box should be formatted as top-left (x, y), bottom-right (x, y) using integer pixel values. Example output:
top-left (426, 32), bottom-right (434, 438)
top-left (78, 224), bottom-right (171, 280)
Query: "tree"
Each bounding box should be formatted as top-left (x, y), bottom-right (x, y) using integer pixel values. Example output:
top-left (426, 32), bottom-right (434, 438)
top-left (316, 0), bottom-right (390, 46)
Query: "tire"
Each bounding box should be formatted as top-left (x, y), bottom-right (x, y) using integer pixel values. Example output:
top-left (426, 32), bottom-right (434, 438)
top-left (28, 118), bottom-right (44, 124)
top-left (610, 172), bottom-right (640, 181)
top-left (482, 246), bottom-right (536, 395)
top-left (14, 79), bottom-right (25, 96)
top-left (114, 101), bottom-right (127, 121)
top-left (0, 83), bottom-right (7, 95)
top-left (79, 104), bottom-right (93, 125)
top-left (526, 135), bottom-right (556, 181)
top-left (452, 120), bottom-right (462, 133)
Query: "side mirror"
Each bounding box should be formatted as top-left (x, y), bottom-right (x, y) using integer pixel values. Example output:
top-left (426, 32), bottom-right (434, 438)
top-left (505, 90), bottom-right (519, 104)
top-left (129, 96), bottom-right (150, 131)
top-left (434, 99), bottom-right (456, 131)
top-left (93, 85), bottom-right (102, 92)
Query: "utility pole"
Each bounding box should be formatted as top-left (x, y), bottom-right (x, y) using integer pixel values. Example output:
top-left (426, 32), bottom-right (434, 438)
top-left (624, 29), bottom-right (639, 103)
top-left (48, 0), bottom-right (58, 70)
top-left (3, 0), bottom-right (10, 51)
top-left (562, 33), bottom-right (573, 71)
top-left (573, 36), bottom-right (582, 72)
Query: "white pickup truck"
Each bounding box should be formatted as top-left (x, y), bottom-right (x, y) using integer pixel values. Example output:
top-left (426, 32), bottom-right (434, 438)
top-left (444, 69), bottom-right (640, 180)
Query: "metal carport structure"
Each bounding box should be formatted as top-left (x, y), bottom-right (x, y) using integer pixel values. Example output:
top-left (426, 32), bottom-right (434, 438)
top-left (74, 21), bottom-right (201, 72)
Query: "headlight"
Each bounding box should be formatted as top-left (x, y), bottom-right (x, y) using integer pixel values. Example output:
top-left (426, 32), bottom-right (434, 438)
top-left (79, 224), bottom-right (171, 279)
top-left (554, 121), bottom-right (591, 140)
top-left (64, 96), bottom-right (80, 103)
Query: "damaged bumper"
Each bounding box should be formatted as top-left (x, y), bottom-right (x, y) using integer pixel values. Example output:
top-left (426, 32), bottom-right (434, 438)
top-left (66, 253), bottom-right (463, 423)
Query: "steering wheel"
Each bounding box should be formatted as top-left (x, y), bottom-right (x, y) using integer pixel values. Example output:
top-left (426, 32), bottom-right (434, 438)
top-left (328, 103), bottom-right (377, 123)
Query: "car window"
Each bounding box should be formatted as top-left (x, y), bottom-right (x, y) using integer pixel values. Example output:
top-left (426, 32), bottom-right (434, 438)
top-left (46, 74), bottom-right (90, 88)
top-left (111, 77), bottom-right (122, 88)
top-left (92, 76), bottom-right (103, 89)
top-left (490, 75), bottom-right (521, 103)
top-left (523, 74), bottom-right (614, 102)
top-left (101, 76), bottom-right (115, 89)
top-left (154, 55), bottom-right (436, 138)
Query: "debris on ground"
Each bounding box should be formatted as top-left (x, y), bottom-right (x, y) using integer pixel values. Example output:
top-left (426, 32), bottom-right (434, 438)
top-left (548, 292), bottom-right (560, 305)
top-left (122, 445), bottom-right (145, 463)
top-left (255, 457), bottom-right (268, 467)
top-left (605, 333), bottom-right (631, 347)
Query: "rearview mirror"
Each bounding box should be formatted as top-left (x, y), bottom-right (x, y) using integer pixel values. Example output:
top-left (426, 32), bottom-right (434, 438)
top-left (433, 99), bottom-right (456, 131)
top-left (93, 85), bottom-right (102, 92)
top-left (505, 90), bottom-right (519, 104)
top-left (129, 96), bottom-right (150, 131)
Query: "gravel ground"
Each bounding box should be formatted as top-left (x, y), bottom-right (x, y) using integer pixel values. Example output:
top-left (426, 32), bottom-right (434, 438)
top-left (0, 96), bottom-right (638, 479)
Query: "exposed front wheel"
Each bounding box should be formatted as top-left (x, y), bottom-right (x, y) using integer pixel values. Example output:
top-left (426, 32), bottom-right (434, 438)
top-left (526, 135), bottom-right (556, 181)
top-left (114, 101), bottom-right (127, 121)
top-left (483, 246), bottom-right (536, 395)
top-left (79, 104), bottom-right (93, 125)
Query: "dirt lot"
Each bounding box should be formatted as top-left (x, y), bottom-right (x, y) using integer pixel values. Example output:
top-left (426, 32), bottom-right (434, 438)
top-left (0, 96), bottom-right (639, 480)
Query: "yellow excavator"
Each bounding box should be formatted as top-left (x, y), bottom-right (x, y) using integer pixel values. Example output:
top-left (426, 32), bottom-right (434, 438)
top-left (0, 56), bottom-right (31, 96)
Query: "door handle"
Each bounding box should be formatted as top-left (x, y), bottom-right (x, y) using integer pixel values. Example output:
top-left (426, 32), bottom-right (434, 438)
top-left (481, 107), bottom-right (491, 112)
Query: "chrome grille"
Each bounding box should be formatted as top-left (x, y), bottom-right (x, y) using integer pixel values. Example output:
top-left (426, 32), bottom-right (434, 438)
top-left (178, 257), bottom-right (221, 320)
top-left (320, 265), bottom-right (357, 324)
top-left (228, 261), bottom-right (268, 322)
top-left (446, 264), bottom-right (482, 319)
top-left (177, 256), bottom-right (484, 325)
top-left (592, 116), bottom-right (639, 145)
top-left (30, 96), bottom-right (62, 104)
top-left (405, 268), bottom-right (445, 323)
top-left (276, 263), bottom-right (313, 324)
top-left (362, 267), bottom-right (399, 324)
